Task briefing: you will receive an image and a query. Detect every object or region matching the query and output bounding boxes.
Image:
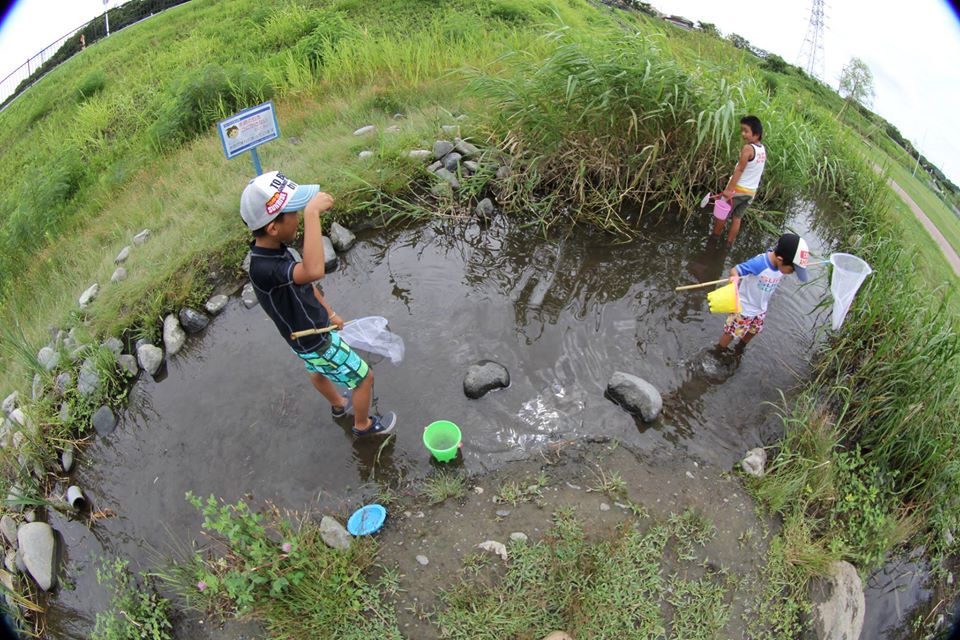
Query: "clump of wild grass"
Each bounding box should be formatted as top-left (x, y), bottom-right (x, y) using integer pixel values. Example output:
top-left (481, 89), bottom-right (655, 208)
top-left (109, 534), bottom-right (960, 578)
top-left (158, 494), bottom-right (401, 639)
top-left (421, 471), bottom-right (466, 505)
top-left (436, 508), bottom-right (734, 638)
top-left (495, 471), bottom-right (548, 506)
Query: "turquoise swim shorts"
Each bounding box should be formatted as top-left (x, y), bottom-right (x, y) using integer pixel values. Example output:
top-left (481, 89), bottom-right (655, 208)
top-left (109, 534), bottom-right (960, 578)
top-left (293, 331), bottom-right (369, 389)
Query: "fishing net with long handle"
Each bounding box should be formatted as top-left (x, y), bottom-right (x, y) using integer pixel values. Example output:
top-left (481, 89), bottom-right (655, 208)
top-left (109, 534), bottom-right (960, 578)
top-left (828, 253), bottom-right (873, 330)
top-left (338, 316), bottom-right (405, 365)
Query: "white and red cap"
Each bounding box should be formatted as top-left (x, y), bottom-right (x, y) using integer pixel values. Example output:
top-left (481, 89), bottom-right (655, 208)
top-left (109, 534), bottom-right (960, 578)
top-left (239, 171), bottom-right (320, 231)
top-left (775, 233), bottom-right (810, 282)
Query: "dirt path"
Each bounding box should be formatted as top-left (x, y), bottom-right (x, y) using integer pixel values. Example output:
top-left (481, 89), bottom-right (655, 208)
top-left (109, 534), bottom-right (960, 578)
top-left (877, 165), bottom-right (960, 277)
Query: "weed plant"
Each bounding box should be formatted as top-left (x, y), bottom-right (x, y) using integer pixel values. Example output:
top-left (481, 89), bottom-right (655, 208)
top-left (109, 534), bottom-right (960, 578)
top-left (435, 508), bottom-right (730, 639)
top-left (421, 471), bottom-right (466, 505)
top-left (161, 494), bottom-right (401, 639)
top-left (92, 557), bottom-right (173, 640)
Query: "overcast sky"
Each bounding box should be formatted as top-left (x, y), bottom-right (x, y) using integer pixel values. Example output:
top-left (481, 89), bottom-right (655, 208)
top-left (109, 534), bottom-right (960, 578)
top-left (1, 0), bottom-right (958, 183)
top-left (652, 0), bottom-right (960, 185)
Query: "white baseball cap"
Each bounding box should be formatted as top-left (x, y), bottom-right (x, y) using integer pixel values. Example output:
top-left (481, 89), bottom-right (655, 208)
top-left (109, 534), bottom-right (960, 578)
top-left (239, 171), bottom-right (320, 231)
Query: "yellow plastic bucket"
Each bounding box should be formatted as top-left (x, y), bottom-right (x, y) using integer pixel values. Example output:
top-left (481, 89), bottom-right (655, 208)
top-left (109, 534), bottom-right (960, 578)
top-left (707, 281), bottom-right (740, 314)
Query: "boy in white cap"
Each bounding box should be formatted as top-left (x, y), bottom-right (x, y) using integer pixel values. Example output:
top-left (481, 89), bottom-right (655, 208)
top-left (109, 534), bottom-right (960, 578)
top-left (718, 232), bottom-right (809, 350)
top-left (240, 171), bottom-right (396, 436)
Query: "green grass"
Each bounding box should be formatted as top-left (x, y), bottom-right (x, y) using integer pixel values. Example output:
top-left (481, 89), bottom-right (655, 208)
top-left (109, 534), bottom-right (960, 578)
top-left (159, 494), bottom-right (401, 639)
top-left (435, 508), bottom-right (735, 639)
top-left (421, 471), bottom-right (466, 505)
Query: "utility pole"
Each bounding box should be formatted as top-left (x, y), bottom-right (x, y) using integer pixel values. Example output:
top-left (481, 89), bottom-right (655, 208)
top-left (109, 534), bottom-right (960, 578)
top-left (797, 0), bottom-right (826, 79)
top-left (104, 0), bottom-right (111, 37)
top-left (913, 131), bottom-right (926, 177)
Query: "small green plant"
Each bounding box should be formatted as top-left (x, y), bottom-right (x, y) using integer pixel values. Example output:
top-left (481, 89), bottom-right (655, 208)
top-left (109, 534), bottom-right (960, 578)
top-left (76, 69), bottom-right (108, 102)
top-left (495, 471), bottom-right (548, 506)
top-left (162, 493), bottom-right (402, 638)
top-left (421, 471), bottom-right (465, 505)
top-left (588, 465), bottom-right (627, 498)
top-left (92, 557), bottom-right (173, 640)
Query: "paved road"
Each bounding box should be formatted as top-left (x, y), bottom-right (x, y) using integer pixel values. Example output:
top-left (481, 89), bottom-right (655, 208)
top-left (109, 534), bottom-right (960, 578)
top-left (875, 164), bottom-right (960, 278)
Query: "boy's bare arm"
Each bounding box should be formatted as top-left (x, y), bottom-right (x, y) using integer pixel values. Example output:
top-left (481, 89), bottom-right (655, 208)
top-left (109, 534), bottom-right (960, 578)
top-left (292, 192), bottom-right (335, 284)
top-left (722, 144), bottom-right (753, 199)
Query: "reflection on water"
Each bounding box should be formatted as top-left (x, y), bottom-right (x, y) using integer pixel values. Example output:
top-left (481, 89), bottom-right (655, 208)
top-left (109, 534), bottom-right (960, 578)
top-left (47, 200), bottom-right (851, 638)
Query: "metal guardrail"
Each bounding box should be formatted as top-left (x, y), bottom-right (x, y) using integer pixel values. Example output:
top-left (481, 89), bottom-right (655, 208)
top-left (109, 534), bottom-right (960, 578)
top-left (0, 0), bottom-right (193, 111)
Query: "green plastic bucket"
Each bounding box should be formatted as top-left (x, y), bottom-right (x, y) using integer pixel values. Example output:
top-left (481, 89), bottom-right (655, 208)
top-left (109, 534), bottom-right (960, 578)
top-left (423, 420), bottom-right (462, 462)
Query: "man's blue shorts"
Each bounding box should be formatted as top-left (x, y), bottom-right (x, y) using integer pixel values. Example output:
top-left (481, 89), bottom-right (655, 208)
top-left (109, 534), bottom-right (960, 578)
top-left (293, 331), bottom-right (369, 389)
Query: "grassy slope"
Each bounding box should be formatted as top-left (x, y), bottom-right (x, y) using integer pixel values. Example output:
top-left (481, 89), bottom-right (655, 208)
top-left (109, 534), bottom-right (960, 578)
top-left (0, 0), bottom-right (594, 392)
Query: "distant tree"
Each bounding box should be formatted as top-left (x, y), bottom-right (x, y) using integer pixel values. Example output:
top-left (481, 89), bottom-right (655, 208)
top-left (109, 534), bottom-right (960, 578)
top-left (837, 57), bottom-right (875, 120)
top-left (698, 21), bottom-right (720, 37)
top-left (727, 33), bottom-right (751, 50)
top-left (761, 53), bottom-right (789, 74)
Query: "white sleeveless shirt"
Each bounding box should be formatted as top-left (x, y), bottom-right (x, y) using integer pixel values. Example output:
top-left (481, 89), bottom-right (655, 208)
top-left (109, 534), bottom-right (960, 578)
top-left (736, 143), bottom-right (766, 193)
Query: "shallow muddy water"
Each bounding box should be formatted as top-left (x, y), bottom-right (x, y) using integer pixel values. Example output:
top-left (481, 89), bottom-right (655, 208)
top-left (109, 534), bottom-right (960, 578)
top-left (46, 202), bottom-right (861, 637)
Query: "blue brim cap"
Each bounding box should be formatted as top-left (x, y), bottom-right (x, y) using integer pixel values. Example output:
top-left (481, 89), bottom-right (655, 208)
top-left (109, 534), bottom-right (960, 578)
top-left (281, 183), bottom-right (320, 212)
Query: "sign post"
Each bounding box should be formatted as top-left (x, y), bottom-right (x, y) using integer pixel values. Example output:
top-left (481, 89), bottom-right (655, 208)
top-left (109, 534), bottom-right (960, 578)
top-left (217, 101), bottom-right (281, 177)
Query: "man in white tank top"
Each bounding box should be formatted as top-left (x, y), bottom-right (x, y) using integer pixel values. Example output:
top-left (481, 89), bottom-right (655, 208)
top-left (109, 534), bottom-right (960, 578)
top-left (711, 115), bottom-right (766, 246)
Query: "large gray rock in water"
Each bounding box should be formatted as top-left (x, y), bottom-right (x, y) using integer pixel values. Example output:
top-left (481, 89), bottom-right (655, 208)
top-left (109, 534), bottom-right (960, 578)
top-left (319, 516), bottom-right (351, 550)
top-left (741, 448), bottom-right (767, 477)
top-left (205, 294), bottom-right (228, 315)
top-left (809, 560), bottom-right (865, 640)
top-left (0, 515), bottom-right (17, 549)
top-left (322, 236), bottom-right (338, 272)
top-left (92, 405), bottom-right (117, 437)
top-left (433, 140), bottom-right (454, 159)
top-left (163, 314), bottom-right (186, 355)
top-left (178, 308), bottom-right (209, 334)
top-left (464, 360), bottom-right (510, 399)
top-left (78, 283), bottom-right (99, 309)
top-left (17, 522), bottom-right (57, 591)
top-left (329, 222), bottom-right (356, 252)
top-left (606, 371), bottom-right (662, 421)
top-left (37, 347), bottom-right (60, 372)
top-left (137, 343), bottom-right (164, 376)
top-left (77, 359), bottom-right (101, 397)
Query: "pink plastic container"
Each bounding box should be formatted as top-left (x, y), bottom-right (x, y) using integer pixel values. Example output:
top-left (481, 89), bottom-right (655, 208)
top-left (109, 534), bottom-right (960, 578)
top-left (713, 198), bottom-right (731, 221)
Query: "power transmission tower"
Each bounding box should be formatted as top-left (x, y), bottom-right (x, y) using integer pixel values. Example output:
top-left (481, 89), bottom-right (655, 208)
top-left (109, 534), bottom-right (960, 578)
top-left (797, 0), bottom-right (826, 79)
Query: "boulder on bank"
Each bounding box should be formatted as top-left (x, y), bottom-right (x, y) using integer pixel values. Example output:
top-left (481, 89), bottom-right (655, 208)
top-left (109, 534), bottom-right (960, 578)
top-left (78, 283), bottom-right (99, 309)
top-left (241, 283), bottom-right (258, 308)
top-left (329, 222), bottom-right (356, 252)
top-left (322, 236), bottom-right (338, 272)
top-left (110, 267), bottom-right (127, 283)
top-left (163, 314), bottom-right (186, 355)
top-left (464, 360), bottom-right (510, 399)
top-left (114, 246), bottom-right (130, 263)
top-left (205, 294), bottom-right (228, 315)
top-left (320, 516), bottom-right (351, 550)
top-left (741, 448), bottom-right (767, 477)
top-left (91, 405), bottom-right (117, 437)
top-left (178, 308), bottom-right (209, 334)
top-left (606, 371), bottom-right (662, 421)
top-left (37, 347), bottom-right (60, 372)
top-left (809, 560), bottom-right (865, 640)
top-left (133, 229), bottom-right (150, 244)
top-left (137, 343), bottom-right (164, 376)
top-left (433, 140), bottom-right (454, 159)
top-left (77, 359), bottom-right (101, 397)
top-left (17, 522), bottom-right (57, 591)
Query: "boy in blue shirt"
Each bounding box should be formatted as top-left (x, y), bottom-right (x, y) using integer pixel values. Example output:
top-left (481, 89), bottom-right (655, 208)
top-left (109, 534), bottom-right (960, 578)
top-left (718, 232), bottom-right (809, 350)
top-left (240, 171), bottom-right (396, 436)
